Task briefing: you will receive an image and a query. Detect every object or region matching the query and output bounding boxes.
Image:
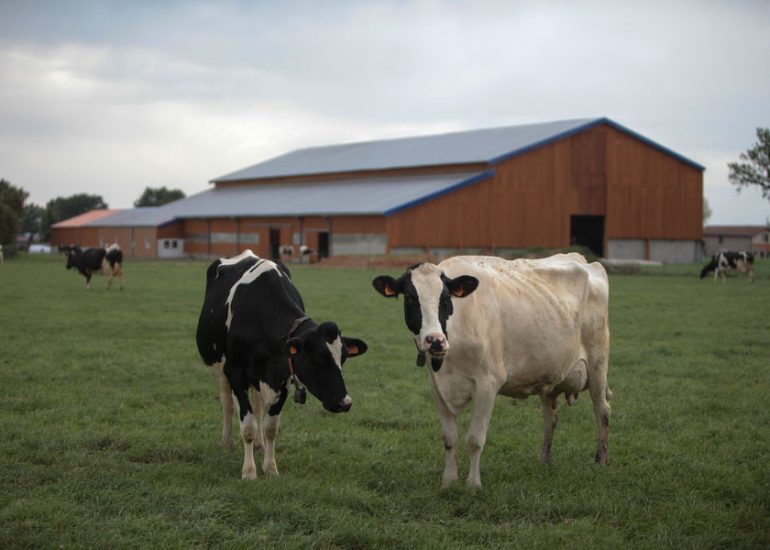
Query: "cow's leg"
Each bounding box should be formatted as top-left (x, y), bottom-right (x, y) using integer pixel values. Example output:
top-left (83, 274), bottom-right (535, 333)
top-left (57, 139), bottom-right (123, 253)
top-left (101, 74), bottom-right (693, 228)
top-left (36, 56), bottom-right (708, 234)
top-left (117, 265), bottom-right (124, 290)
top-left (539, 394), bottom-right (558, 464)
top-left (260, 384), bottom-right (288, 476)
top-left (224, 365), bottom-right (259, 479)
top-left (428, 375), bottom-right (461, 487)
top-left (106, 268), bottom-right (114, 290)
top-left (466, 386), bottom-right (497, 488)
top-left (586, 349), bottom-right (611, 464)
top-left (211, 363), bottom-right (234, 449)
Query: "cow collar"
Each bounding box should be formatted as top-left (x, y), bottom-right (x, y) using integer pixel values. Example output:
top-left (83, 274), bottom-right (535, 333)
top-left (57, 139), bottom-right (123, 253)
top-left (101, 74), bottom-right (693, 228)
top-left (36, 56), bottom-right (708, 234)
top-left (287, 316), bottom-right (311, 404)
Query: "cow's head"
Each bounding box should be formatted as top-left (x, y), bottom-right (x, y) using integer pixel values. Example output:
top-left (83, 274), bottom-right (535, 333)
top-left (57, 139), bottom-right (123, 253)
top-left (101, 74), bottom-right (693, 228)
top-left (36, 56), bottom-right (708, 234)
top-left (284, 321), bottom-right (367, 413)
top-left (64, 246), bottom-right (81, 270)
top-left (372, 263), bottom-right (478, 371)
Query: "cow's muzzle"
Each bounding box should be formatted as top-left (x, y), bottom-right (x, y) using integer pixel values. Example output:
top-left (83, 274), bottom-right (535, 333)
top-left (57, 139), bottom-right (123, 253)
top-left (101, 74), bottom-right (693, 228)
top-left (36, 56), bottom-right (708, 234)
top-left (424, 334), bottom-right (447, 355)
top-left (324, 394), bottom-right (352, 413)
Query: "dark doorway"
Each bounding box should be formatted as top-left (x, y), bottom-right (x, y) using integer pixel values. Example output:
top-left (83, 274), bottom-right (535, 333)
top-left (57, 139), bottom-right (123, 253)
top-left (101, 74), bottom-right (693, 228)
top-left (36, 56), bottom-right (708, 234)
top-left (570, 215), bottom-right (605, 257)
top-left (317, 232), bottom-right (330, 259)
top-left (269, 228), bottom-right (281, 260)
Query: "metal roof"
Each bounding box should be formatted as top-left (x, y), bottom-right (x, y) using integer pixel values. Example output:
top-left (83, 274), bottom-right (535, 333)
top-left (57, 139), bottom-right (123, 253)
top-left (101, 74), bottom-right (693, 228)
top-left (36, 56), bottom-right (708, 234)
top-left (212, 117), bottom-right (704, 183)
top-left (51, 209), bottom-right (122, 228)
top-left (85, 207), bottom-right (177, 227)
top-left (85, 171), bottom-right (492, 223)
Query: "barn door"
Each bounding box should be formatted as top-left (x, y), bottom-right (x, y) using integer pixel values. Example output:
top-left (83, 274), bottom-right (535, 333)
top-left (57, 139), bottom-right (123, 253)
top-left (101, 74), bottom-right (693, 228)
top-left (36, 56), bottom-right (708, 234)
top-left (318, 232), bottom-right (330, 259)
top-left (570, 215), bottom-right (604, 257)
top-left (269, 228), bottom-right (281, 260)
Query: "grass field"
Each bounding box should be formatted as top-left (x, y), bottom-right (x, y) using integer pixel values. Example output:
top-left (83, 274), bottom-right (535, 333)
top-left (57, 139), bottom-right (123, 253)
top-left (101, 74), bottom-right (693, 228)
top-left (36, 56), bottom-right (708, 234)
top-left (1, 253), bottom-right (769, 549)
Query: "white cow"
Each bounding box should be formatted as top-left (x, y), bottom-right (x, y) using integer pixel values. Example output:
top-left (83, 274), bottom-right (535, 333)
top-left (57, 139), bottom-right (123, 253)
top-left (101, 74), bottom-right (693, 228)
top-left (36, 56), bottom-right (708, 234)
top-left (373, 253), bottom-right (611, 487)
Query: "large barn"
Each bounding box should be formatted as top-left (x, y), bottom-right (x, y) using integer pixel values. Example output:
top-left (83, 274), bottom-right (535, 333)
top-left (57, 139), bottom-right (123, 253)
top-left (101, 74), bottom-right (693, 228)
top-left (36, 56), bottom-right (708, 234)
top-left (51, 117), bottom-right (705, 262)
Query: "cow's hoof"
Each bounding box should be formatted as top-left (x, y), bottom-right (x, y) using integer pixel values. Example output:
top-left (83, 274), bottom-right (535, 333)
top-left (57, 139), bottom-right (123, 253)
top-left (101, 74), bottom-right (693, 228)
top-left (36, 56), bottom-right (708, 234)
top-left (220, 437), bottom-right (234, 450)
top-left (262, 463), bottom-right (278, 476)
top-left (466, 478), bottom-right (482, 489)
top-left (441, 474), bottom-right (458, 488)
top-left (241, 467), bottom-right (257, 480)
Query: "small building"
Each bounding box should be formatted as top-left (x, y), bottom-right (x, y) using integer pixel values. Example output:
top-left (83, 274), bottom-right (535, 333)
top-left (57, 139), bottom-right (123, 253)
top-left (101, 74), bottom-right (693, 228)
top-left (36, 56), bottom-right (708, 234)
top-left (703, 225), bottom-right (770, 258)
top-left (51, 117), bottom-right (705, 262)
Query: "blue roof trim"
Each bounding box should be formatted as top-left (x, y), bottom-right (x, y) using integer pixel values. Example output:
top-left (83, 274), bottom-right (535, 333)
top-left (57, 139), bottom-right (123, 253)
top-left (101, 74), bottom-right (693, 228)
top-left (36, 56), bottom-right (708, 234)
top-left (489, 117), bottom-right (705, 171)
top-left (597, 118), bottom-right (706, 171)
top-left (383, 169), bottom-right (496, 216)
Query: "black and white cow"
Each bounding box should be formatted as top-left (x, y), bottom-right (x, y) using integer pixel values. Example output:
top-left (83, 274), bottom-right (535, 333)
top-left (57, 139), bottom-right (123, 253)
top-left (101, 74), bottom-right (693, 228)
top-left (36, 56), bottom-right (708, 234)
top-left (373, 253), bottom-right (611, 487)
top-left (64, 244), bottom-right (124, 290)
top-left (700, 250), bottom-right (755, 283)
top-left (196, 249), bottom-right (367, 479)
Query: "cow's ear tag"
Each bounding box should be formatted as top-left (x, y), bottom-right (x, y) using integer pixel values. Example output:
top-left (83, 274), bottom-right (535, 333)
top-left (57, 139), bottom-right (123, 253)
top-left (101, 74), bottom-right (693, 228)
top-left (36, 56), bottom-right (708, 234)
top-left (289, 344), bottom-right (299, 356)
top-left (294, 386), bottom-right (307, 404)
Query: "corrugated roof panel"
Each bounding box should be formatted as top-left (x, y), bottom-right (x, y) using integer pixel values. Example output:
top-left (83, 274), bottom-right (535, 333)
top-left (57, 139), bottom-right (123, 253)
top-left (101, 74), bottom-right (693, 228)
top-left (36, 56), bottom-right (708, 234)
top-left (51, 209), bottom-right (122, 228)
top-left (85, 207), bottom-right (177, 227)
top-left (212, 117), bottom-right (705, 183)
top-left (163, 171), bottom-right (492, 219)
top-left (213, 118), bottom-right (598, 182)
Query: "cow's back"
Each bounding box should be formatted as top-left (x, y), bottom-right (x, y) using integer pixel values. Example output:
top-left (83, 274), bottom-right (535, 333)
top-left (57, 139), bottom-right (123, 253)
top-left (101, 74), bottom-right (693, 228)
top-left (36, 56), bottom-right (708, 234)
top-left (196, 252), bottom-right (304, 366)
top-left (196, 255), bottom-right (260, 365)
top-left (438, 254), bottom-right (607, 395)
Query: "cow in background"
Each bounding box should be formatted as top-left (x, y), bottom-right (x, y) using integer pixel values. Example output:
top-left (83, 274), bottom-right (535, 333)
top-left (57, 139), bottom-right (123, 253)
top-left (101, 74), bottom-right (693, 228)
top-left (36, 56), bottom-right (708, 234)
top-left (196, 250), bottom-right (368, 479)
top-left (65, 243), bottom-right (125, 290)
top-left (373, 253), bottom-right (611, 488)
top-left (700, 250), bottom-right (755, 283)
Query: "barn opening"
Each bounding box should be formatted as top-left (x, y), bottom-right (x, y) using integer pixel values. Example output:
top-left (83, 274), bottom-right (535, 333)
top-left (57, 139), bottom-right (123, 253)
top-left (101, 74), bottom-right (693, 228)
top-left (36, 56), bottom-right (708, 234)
top-left (318, 232), bottom-right (330, 259)
top-left (571, 215), bottom-right (605, 257)
top-left (269, 228), bottom-right (281, 260)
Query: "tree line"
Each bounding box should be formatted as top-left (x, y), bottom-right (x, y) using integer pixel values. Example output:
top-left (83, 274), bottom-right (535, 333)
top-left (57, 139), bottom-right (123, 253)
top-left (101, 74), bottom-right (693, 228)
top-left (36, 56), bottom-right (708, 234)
top-left (0, 184), bottom-right (185, 250)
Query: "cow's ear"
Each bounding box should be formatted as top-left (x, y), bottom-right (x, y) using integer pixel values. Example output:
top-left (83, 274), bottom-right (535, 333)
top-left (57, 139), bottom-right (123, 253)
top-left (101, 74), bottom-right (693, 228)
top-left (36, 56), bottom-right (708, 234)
top-left (446, 275), bottom-right (479, 298)
top-left (372, 275), bottom-right (401, 298)
top-left (285, 337), bottom-right (303, 357)
top-left (342, 337), bottom-right (368, 358)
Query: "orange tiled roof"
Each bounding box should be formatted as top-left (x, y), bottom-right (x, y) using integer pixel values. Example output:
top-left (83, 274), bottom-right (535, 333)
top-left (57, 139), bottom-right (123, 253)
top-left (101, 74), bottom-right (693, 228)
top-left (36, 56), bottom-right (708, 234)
top-left (51, 209), bottom-right (122, 228)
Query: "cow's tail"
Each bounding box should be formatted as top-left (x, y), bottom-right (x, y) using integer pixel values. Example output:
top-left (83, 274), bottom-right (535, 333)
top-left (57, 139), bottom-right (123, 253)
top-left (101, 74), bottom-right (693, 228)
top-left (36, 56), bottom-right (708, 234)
top-left (700, 260), bottom-right (717, 279)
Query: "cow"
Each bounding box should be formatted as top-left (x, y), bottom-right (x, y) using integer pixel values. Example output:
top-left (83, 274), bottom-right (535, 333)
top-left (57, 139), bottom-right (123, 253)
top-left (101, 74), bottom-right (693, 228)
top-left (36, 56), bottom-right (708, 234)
top-left (64, 244), bottom-right (124, 290)
top-left (196, 249), bottom-right (368, 479)
top-left (373, 253), bottom-right (611, 488)
top-left (700, 250), bottom-right (755, 283)
top-left (279, 244), bottom-right (294, 257)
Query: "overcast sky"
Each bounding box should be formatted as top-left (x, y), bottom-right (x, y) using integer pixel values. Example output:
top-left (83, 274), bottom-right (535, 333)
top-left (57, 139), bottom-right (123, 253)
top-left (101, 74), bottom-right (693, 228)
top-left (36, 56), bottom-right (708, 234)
top-left (1, 0), bottom-right (768, 225)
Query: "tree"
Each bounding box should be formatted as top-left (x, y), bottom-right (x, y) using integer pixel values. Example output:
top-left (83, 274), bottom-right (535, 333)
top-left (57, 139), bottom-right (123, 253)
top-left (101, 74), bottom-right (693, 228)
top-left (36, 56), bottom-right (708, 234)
top-left (44, 194), bottom-right (107, 240)
top-left (0, 179), bottom-right (28, 246)
top-left (21, 204), bottom-right (47, 237)
top-left (133, 186), bottom-right (185, 207)
top-left (703, 197), bottom-right (712, 225)
top-left (728, 128), bottom-right (770, 200)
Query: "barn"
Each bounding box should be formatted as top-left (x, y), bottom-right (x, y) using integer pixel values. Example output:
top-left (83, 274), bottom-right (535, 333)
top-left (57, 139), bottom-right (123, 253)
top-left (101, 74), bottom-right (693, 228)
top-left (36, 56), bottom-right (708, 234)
top-left (51, 117), bottom-right (705, 262)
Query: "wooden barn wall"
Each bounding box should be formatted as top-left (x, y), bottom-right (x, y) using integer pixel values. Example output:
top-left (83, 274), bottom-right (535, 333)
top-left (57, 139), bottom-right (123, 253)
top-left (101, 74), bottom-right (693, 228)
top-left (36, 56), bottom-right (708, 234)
top-left (604, 126), bottom-right (702, 240)
top-left (50, 227), bottom-right (81, 247)
top-left (157, 222), bottom-right (183, 239)
top-left (387, 127), bottom-right (609, 250)
top-left (387, 124), bottom-right (702, 249)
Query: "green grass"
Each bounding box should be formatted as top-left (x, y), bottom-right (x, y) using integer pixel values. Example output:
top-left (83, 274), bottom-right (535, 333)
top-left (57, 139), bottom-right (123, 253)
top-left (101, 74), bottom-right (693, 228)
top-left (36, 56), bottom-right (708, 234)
top-left (1, 254), bottom-right (769, 549)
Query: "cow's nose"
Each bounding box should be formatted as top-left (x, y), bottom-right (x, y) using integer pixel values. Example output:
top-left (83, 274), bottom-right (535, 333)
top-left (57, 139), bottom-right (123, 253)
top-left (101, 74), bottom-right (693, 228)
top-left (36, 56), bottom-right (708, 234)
top-left (337, 395), bottom-right (352, 412)
top-left (424, 334), bottom-right (447, 352)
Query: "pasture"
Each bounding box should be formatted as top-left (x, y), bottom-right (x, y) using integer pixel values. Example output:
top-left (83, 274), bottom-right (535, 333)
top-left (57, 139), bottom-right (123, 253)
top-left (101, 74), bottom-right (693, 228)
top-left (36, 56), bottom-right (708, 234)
top-left (1, 253), bottom-right (769, 548)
